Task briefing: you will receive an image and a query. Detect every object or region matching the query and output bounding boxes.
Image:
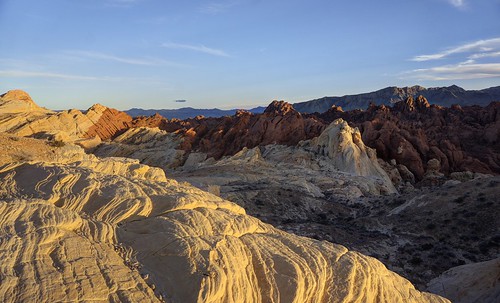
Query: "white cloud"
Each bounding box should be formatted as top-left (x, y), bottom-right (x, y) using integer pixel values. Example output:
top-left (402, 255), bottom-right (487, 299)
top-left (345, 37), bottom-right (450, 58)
top-left (469, 51), bottom-right (500, 60)
top-left (161, 42), bottom-right (229, 57)
top-left (411, 38), bottom-right (500, 62)
top-left (0, 70), bottom-right (114, 81)
top-left (198, 1), bottom-right (240, 14)
top-left (405, 37), bottom-right (500, 81)
top-left (63, 50), bottom-right (186, 67)
top-left (402, 63), bottom-right (500, 81)
top-left (447, 0), bottom-right (466, 8)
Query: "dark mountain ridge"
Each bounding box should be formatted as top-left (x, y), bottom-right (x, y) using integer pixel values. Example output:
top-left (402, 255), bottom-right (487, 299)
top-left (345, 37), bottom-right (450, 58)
top-left (125, 106), bottom-right (266, 119)
top-left (125, 85), bottom-right (500, 119)
top-left (293, 85), bottom-right (500, 113)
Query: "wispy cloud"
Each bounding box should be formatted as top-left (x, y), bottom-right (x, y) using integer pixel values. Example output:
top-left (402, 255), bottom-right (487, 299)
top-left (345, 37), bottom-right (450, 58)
top-left (0, 70), bottom-right (115, 81)
top-left (403, 63), bottom-right (500, 81)
top-left (411, 38), bottom-right (500, 62)
top-left (62, 50), bottom-right (186, 67)
top-left (469, 51), bottom-right (500, 60)
top-left (404, 37), bottom-right (500, 81)
top-left (198, 1), bottom-right (239, 14)
top-left (161, 42), bottom-right (229, 57)
top-left (445, 0), bottom-right (466, 9)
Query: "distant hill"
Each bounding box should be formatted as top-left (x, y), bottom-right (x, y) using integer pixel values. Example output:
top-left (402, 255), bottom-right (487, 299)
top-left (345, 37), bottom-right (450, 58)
top-left (293, 85), bottom-right (500, 113)
top-left (125, 106), bottom-right (266, 119)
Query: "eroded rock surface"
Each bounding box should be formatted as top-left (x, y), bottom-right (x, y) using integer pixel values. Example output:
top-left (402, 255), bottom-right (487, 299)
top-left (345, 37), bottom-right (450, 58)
top-left (0, 90), bottom-right (131, 147)
top-left (0, 139), bottom-right (448, 302)
top-left (427, 258), bottom-right (500, 303)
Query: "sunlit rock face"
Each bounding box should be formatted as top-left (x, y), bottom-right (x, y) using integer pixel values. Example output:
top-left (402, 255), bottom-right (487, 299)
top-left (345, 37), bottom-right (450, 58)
top-left (0, 144), bottom-right (448, 302)
top-left (0, 90), bottom-right (131, 147)
top-left (308, 119), bottom-right (395, 187)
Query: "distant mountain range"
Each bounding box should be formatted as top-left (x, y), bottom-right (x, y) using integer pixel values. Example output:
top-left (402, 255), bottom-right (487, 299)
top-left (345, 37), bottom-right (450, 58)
top-left (125, 106), bottom-right (266, 119)
top-left (293, 85), bottom-right (500, 113)
top-left (125, 85), bottom-right (500, 118)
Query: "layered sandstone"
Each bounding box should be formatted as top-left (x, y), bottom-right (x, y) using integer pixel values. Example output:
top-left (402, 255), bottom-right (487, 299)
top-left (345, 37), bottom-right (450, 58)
top-left (0, 143), bottom-right (447, 302)
top-left (0, 90), bottom-right (131, 146)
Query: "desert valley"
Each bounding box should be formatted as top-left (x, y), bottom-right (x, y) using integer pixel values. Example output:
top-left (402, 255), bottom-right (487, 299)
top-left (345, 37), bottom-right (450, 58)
top-left (0, 88), bottom-right (498, 302)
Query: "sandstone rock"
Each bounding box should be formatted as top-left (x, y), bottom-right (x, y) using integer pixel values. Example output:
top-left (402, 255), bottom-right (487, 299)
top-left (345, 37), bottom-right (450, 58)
top-left (84, 104), bottom-right (132, 140)
top-left (93, 127), bottom-right (186, 169)
top-left (316, 100), bottom-right (500, 179)
top-left (427, 258), bottom-right (500, 303)
top-left (397, 164), bottom-right (416, 183)
top-left (0, 147), bottom-right (448, 302)
top-left (309, 119), bottom-right (396, 192)
top-left (378, 159), bottom-right (404, 186)
top-left (0, 91), bottom-right (132, 144)
top-left (0, 89), bottom-right (46, 113)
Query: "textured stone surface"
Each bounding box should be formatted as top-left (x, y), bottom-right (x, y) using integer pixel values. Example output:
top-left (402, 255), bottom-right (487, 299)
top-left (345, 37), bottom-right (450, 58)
top-left (0, 90), bottom-right (131, 145)
top-left (317, 97), bottom-right (500, 179)
top-left (0, 139), bottom-right (448, 302)
top-left (427, 258), bottom-right (500, 303)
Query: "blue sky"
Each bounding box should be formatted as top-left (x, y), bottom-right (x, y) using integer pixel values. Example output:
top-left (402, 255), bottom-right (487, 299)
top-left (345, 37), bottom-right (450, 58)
top-left (0, 0), bottom-right (499, 110)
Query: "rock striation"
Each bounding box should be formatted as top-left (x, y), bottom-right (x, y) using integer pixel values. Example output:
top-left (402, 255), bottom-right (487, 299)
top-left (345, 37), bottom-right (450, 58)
top-left (0, 141), bottom-right (448, 302)
top-left (0, 90), bottom-right (131, 147)
top-left (0, 91), bottom-right (450, 302)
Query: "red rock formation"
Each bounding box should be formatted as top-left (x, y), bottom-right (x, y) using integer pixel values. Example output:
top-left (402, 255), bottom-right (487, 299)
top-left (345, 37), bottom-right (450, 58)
top-left (124, 96), bottom-right (499, 181)
top-left (84, 104), bottom-right (133, 140)
top-left (130, 101), bottom-right (324, 159)
top-left (317, 97), bottom-right (500, 179)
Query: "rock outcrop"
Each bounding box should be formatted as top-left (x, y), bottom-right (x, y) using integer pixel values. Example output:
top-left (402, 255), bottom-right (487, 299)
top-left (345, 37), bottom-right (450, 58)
top-left (317, 97), bottom-right (500, 179)
top-left (309, 119), bottom-right (393, 185)
top-left (119, 97), bottom-right (499, 181)
top-left (83, 103), bottom-right (133, 140)
top-left (427, 258), bottom-right (500, 303)
top-left (0, 140), bottom-right (448, 302)
top-left (0, 90), bottom-right (132, 147)
top-left (125, 100), bottom-right (325, 159)
top-left (0, 89), bottom-right (47, 113)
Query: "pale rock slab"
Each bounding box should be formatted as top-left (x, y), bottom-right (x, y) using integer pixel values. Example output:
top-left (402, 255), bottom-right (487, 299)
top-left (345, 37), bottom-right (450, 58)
top-left (0, 149), bottom-right (448, 302)
top-left (427, 258), bottom-right (500, 303)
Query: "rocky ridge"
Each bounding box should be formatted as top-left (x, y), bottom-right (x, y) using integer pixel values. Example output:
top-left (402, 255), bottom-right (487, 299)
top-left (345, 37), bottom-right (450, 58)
top-left (116, 97), bottom-right (499, 183)
top-left (293, 85), bottom-right (500, 112)
top-left (316, 96), bottom-right (500, 179)
top-left (0, 90), bottom-right (132, 148)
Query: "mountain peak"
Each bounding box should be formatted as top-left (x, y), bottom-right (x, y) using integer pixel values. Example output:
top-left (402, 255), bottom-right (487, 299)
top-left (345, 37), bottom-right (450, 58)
top-left (264, 100), bottom-right (297, 115)
top-left (0, 89), bottom-right (45, 113)
top-left (394, 95), bottom-right (430, 112)
top-left (1, 89), bottom-right (36, 105)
